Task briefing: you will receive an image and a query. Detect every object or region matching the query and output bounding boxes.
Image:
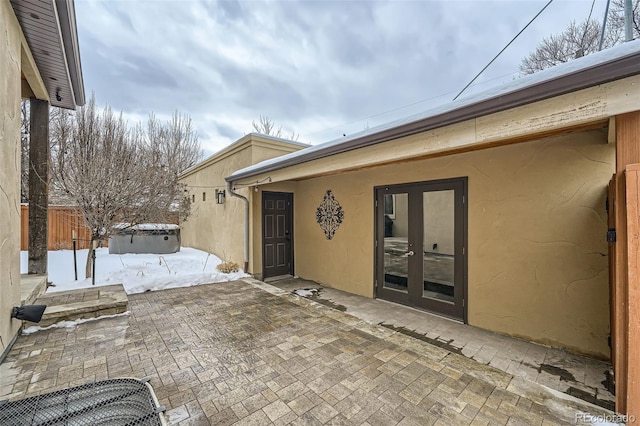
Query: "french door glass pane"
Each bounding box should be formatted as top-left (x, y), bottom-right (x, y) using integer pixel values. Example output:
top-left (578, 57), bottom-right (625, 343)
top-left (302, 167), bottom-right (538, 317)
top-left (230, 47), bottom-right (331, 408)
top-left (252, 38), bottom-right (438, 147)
top-left (422, 190), bottom-right (455, 303)
top-left (383, 193), bottom-right (409, 293)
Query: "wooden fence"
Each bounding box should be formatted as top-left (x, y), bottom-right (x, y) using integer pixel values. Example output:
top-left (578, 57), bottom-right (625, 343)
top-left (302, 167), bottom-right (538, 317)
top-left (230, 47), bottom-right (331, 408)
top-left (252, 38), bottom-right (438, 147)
top-left (20, 206), bottom-right (179, 250)
top-left (21, 205), bottom-right (92, 250)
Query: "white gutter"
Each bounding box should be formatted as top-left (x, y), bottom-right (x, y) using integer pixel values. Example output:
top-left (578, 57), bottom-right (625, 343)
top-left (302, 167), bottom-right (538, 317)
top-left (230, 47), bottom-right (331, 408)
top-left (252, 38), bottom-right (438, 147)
top-left (227, 182), bottom-right (249, 272)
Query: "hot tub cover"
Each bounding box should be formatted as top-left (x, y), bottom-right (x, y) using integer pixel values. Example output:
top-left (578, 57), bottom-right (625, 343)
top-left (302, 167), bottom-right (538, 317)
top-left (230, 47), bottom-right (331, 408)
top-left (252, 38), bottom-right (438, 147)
top-left (0, 378), bottom-right (166, 426)
top-left (112, 223), bottom-right (180, 231)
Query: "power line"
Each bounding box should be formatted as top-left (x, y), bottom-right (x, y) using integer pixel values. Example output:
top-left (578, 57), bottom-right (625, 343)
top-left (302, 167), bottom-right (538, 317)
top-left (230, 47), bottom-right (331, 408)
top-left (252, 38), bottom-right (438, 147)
top-left (453, 0), bottom-right (555, 101)
top-left (599, 0), bottom-right (612, 51)
top-left (304, 69), bottom-right (522, 139)
top-left (579, 0), bottom-right (597, 52)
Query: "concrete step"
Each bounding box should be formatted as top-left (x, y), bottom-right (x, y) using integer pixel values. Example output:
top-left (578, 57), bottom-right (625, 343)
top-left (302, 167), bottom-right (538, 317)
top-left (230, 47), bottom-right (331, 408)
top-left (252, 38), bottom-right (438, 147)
top-left (20, 274), bottom-right (47, 306)
top-left (33, 284), bottom-right (128, 327)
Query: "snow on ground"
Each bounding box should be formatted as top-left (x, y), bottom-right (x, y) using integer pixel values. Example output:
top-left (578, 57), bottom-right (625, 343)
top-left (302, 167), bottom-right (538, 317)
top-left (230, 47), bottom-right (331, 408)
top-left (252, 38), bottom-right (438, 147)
top-left (22, 312), bottom-right (131, 335)
top-left (20, 247), bottom-right (249, 295)
top-left (293, 288), bottom-right (319, 297)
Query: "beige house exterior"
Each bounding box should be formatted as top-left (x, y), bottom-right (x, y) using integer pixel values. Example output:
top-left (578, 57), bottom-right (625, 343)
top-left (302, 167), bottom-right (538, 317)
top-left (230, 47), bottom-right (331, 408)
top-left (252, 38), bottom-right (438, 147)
top-left (181, 42), bottom-right (640, 414)
top-left (0, 0), bottom-right (84, 362)
top-left (179, 134), bottom-right (308, 268)
top-left (252, 131), bottom-right (612, 353)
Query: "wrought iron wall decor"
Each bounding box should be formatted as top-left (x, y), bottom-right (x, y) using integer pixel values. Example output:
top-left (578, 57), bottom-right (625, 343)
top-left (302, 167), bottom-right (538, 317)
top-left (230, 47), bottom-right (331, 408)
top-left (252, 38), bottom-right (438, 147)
top-left (316, 190), bottom-right (344, 240)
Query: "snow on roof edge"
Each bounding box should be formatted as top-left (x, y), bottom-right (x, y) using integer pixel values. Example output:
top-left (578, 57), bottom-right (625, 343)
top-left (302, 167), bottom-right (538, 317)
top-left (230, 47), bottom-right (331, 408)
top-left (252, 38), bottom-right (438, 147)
top-left (230, 40), bottom-right (640, 180)
top-left (179, 133), bottom-right (310, 178)
top-left (247, 132), bottom-right (312, 148)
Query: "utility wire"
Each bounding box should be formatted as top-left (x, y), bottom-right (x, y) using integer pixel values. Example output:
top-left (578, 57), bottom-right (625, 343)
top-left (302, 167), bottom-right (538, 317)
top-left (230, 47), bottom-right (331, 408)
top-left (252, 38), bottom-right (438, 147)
top-left (579, 0), bottom-right (597, 53)
top-left (305, 69), bottom-right (522, 139)
top-left (599, 0), bottom-right (612, 51)
top-left (453, 0), bottom-right (555, 101)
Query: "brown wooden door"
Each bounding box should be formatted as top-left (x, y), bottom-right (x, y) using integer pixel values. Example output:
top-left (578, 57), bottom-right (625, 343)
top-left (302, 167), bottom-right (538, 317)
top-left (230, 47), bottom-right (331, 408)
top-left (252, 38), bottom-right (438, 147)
top-left (375, 178), bottom-right (467, 321)
top-left (263, 192), bottom-right (293, 279)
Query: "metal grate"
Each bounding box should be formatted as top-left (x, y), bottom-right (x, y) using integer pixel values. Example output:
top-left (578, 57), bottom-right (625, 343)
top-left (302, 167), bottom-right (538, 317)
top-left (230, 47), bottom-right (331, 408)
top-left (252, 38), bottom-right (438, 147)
top-left (0, 378), bottom-right (166, 426)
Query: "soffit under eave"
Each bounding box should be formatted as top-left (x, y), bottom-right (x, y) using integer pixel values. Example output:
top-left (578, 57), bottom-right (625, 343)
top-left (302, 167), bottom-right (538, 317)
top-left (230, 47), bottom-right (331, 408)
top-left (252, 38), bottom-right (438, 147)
top-left (10, 0), bottom-right (79, 110)
top-left (21, 72), bottom-right (36, 98)
top-left (20, 37), bottom-right (48, 101)
top-left (55, 0), bottom-right (85, 106)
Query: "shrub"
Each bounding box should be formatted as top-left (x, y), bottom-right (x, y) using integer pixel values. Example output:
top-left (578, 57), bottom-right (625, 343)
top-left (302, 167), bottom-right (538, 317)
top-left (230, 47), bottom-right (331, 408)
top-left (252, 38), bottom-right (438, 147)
top-left (217, 261), bottom-right (239, 274)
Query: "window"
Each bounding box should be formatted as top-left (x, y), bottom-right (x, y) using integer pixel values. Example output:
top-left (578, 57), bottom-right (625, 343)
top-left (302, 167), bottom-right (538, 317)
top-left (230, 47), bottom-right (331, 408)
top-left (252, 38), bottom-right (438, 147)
top-left (202, 192), bottom-right (206, 201)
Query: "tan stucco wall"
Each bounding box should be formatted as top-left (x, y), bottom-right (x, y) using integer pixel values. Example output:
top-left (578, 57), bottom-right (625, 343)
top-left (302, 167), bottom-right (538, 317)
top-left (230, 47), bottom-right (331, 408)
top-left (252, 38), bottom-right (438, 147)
top-left (257, 130), bottom-right (613, 358)
top-left (1, 1), bottom-right (26, 358)
top-left (179, 138), bottom-right (306, 271)
top-left (180, 145), bottom-right (253, 267)
top-left (251, 143), bottom-right (305, 165)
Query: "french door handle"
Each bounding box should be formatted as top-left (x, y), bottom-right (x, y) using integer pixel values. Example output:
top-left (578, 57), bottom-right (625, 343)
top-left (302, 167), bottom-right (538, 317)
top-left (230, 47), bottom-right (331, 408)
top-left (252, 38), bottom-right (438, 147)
top-left (404, 251), bottom-right (415, 257)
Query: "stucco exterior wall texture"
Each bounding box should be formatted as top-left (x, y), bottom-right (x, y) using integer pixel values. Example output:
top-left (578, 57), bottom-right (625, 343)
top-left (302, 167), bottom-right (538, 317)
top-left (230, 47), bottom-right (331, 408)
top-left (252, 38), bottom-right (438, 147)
top-left (0, 2), bottom-right (25, 357)
top-left (180, 139), bottom-right (306, 270)
top-left (260, 130), bottom-right (613, 358)
top-left (180, 146), bottom-right (253, 268)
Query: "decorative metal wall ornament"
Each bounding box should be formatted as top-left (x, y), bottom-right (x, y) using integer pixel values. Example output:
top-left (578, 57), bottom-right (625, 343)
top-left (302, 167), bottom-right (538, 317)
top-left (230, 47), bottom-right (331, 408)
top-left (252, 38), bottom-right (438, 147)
top-left (316, 190), bottom-right (344, 240)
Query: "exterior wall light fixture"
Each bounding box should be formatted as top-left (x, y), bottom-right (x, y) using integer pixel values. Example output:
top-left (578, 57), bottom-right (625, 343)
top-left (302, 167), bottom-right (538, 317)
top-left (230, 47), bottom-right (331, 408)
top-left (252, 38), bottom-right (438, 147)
top-left (11, 305), bottom-right (47, 323)
top-left (216, 189), bottom-right (226, 205)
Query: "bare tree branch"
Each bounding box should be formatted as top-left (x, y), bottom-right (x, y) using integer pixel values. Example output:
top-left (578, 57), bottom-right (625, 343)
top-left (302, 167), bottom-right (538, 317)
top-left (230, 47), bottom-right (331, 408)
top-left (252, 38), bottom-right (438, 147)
top-left (252, 115), bottom-right (282, 137)
top-left (251, 115), bottom-right (300, 141)
top-left (50, 94), bottom-right (202, 277)
top-left (520, 2), bottom-right (640, 75)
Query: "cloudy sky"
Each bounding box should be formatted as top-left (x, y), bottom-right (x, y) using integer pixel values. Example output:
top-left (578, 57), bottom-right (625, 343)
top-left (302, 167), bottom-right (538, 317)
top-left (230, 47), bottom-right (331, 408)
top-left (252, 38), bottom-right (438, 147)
top-left (74, 0), bottom-right (610, 156)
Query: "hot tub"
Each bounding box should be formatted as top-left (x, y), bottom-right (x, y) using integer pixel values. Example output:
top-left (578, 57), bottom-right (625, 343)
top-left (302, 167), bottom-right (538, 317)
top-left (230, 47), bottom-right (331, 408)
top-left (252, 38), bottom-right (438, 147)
top-left (109, 223), bottom-right (181, 254)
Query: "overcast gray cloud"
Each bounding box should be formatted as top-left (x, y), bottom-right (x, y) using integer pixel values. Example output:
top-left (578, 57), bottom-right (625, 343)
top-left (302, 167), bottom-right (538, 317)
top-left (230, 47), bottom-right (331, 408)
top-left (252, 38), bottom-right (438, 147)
top-left (75, 0), bottom-right (609, 156)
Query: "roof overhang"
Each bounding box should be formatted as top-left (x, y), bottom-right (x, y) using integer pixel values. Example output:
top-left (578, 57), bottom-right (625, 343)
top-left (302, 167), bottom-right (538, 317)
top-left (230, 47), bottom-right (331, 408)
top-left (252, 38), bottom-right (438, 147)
top-left (228, 40), bottom-right (640, 184)
top-left (10, 0), bottom-right (85, 110)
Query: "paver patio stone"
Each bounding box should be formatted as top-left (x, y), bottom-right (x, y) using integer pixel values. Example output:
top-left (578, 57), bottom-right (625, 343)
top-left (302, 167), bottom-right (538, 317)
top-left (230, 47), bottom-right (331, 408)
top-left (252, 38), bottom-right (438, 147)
top-left (0, 279), bottom-right (620, 425)
top-left (270, 277), bottom-right (616, 413)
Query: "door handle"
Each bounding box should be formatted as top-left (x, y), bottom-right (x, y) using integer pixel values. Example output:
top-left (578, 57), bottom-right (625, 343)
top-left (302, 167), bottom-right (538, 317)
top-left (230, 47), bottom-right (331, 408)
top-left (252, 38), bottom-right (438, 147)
top-left (404, 251), bottom-right (415, 257)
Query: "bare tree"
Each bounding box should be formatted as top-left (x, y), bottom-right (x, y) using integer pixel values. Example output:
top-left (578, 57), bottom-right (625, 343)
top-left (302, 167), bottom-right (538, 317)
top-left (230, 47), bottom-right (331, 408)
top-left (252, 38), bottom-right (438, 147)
top-left (520, 2), bottom-right (639, 75)
top-left (51, 95), bottom-right (202, 277)
top-left (251, 115), bottom-right (299, 141)
top-left (608, 0), bottom-right (640, 41)
top-left (146, 111), bottom-right (202, 176)
top-left (144, 111), bottom-right (203, 221)
top-left (20, 101), bottom-right (29, 203)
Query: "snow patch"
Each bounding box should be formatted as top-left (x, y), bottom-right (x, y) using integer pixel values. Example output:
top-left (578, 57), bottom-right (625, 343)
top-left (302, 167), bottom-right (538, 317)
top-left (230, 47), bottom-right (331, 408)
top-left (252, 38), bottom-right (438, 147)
top-left (22, 312), bottom-right (131, 335)
top-left (20, 247), bottom-right (249, 295)
top-left (293, 288), bottom-right (319, 297)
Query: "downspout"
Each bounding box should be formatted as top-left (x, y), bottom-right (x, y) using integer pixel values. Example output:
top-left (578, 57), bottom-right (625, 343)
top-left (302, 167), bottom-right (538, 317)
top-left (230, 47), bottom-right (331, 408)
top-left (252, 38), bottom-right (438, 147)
top-left (227, 181), bottom-right (249, 272)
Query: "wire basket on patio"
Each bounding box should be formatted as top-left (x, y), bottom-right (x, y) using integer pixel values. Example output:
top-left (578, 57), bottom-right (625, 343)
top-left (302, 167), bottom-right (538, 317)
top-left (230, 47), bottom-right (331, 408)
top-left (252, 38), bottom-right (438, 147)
top-left (0, 378), bottom-right (166, 426)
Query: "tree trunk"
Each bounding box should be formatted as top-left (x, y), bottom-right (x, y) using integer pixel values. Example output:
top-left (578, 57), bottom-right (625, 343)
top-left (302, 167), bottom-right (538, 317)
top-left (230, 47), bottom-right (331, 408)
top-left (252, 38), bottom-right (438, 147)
top-left (85, 237), bottom-right (95, 279)
top-left (28, 98), bottom-right (49, 274)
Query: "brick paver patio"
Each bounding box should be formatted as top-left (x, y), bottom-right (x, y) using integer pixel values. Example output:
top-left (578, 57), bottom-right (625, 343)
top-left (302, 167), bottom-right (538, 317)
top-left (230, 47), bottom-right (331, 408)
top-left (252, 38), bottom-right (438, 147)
top-left (267, 277), bottom-right (615, 411)
top-left (0, 279), bottom-right (616, 425)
